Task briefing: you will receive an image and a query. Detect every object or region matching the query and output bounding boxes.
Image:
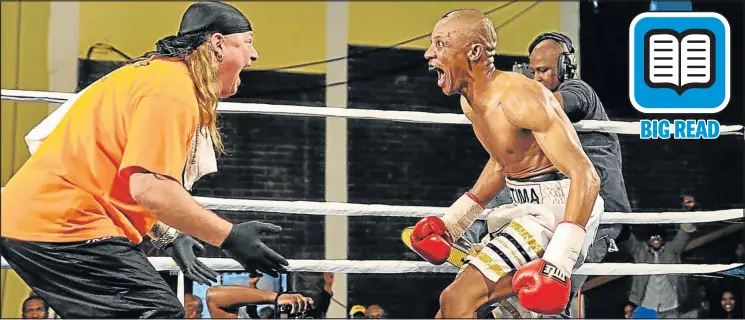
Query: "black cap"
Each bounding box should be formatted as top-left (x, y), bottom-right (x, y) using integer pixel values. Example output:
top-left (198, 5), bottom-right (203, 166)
top-left (178, 1), bottom-right (252, 36)
top-left (148, 1), bottom-right (252, 59)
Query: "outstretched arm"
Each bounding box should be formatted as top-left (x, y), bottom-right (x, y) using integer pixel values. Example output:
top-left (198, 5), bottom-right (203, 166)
top-left (131, 173), bottom-right (233, 246)
top-left (206, 286), bottom-right (313, 318)
top-left (503, 81), bottom-right (599, 275)
top-left (507, 79), bottom-right (601, 316)
top-left (667, 224), bottom-right (697, 254)
top-left (503, 83), bottom-right (600, 228)
top-left (206, 286), bottom-right (275, 319)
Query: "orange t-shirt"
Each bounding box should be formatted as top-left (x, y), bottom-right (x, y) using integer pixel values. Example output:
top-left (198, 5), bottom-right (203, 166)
top-left (1, 59), bottom-right (199, 244)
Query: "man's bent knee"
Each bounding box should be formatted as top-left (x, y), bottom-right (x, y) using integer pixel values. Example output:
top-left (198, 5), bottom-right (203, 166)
top-left (440, 265), bottom-right (513, 318)
top-left (439, 284), bottom-right (459, 315)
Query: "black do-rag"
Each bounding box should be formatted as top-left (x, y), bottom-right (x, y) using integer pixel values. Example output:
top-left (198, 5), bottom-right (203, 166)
top-left (153, 1), bottom-right (252, 58)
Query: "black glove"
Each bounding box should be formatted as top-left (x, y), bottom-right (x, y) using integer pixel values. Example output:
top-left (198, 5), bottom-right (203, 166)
top-left (167, 234), bottom-right (218, 285)
top-left (220, 221), bottom-right (289, 277)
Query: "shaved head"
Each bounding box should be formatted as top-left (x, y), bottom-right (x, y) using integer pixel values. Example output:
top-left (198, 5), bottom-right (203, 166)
top-left (532, 39), bottom-right (564, 57)
top-left (440, 9), bottom-right (498, 62)
top-left (529, 38), bottom-right (566, 91)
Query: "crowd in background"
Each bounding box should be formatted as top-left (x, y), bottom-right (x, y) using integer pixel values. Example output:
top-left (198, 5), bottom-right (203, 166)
top-left (614, 195), bottom-right (743, 319)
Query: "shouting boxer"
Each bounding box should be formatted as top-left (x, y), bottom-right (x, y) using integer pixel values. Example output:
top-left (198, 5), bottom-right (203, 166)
top-left (1, 2), bottom-right (287, 318)
top-left (411, 9), bottom-right (604, 317)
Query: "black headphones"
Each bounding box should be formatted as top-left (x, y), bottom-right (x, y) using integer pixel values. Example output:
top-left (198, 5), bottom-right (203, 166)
top-left (528, 32), bottom-right (577, 82)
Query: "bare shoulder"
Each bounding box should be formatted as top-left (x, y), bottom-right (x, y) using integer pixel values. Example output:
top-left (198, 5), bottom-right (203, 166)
top-left (459, 95), bottom-right (474, 120)
top-left (500, 74), bottom-right (557, 131)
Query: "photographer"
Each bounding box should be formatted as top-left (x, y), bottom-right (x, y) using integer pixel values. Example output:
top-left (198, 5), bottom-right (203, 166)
top-left (522, 32), bottom-right (633, 318)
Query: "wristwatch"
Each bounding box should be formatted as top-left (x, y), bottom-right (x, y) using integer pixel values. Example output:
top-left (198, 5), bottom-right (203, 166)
top-left (150, 224), bottom-right (182, 249)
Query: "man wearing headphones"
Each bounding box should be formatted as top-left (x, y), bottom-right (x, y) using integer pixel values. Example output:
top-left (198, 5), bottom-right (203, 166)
top-left (524, 32), bottom-right (632, 318)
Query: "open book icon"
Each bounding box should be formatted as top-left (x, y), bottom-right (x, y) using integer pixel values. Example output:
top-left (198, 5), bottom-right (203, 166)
top-left (644, 29), bottom-right (716, 95)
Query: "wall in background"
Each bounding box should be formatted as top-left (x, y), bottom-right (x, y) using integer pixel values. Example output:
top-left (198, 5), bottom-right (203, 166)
top-left (0, 2), bottom-right (52, 318)
top-left (78, 1), bottom-right (327, 74)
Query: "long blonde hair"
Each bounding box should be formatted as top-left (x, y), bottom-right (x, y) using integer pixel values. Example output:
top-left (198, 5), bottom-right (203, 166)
top-left (183, 41), bottom-right (224, 155)
top-left (129, 36), bottom-right (225, 155)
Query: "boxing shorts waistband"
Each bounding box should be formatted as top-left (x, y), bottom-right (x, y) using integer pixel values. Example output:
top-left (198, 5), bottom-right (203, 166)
top-left (505, 171), bottom-right (570, 205)
top-left (506, 170), bottom-right (567, 183)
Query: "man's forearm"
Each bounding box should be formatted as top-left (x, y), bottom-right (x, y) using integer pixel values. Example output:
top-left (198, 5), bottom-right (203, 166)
top-left (469, 158), bottom-right (506, 205)
top-left (563, 169), bottom-right (600, 227)
top-left (436, 159), bottom-right (504, 242)
top-left (206, 286), bottom-right (276, 319)
top-left (131, 172), bottom-right (233, 247)
top-left (207, 286), bottom-right (276, 308)
top-left (541, 168), bottom-right (599, 273)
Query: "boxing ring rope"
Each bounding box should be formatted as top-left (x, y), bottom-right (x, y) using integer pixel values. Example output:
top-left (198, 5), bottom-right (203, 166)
top-left (0, 257), bottom-right (740, 275)
top-left (194, 196), bottom-right (744, 224)
top-left (1, 89), bottom-right (743, 278)
top-left (3, 89), bottom-right (744, 135)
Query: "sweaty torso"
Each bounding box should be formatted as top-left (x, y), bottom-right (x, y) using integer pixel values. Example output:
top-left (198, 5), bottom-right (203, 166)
top-left (463, 74), bottom-right (562, 179)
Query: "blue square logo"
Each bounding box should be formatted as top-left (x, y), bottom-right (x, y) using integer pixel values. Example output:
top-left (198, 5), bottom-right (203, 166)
top-left (629, 12), bottom-right (730, 114)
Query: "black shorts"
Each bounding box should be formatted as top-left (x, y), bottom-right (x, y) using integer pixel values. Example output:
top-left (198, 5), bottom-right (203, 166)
top-left (0, 236), bottom-right (184, 319)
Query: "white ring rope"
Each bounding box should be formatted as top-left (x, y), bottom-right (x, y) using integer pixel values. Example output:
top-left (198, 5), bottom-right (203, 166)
top-left (0, 187), bottom-right (741, 224)
top-left (196, 196), bottom-right (744, 224)
top-left (0, 257), bottom-right (741, 275)
top-left (2, 89), bottom-right (744, 135)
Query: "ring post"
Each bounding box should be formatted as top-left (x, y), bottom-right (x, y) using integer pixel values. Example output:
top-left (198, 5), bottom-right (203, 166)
top-left (325, 1), bottom-right (349, 318)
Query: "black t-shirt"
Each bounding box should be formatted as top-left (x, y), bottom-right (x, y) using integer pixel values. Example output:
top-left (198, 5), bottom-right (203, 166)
top-left (558, 79), bottom-right (632, 213)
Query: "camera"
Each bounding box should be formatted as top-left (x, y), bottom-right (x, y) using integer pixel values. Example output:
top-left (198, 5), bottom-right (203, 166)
top-left (277, 304), bottom-right (314, 319)
top-left (512, 62), bottom-right (534, 79)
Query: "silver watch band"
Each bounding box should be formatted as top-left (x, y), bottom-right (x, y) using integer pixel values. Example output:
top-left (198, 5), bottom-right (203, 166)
top-left (150, 225), bottom-right (182, 249)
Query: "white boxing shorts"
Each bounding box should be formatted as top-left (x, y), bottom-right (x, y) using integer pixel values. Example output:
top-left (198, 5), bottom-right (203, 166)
top-left (460, 172), bottom-right (604, 284)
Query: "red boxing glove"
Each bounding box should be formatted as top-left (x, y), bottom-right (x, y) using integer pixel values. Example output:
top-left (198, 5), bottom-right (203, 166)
top-left (410, 216), bottom-right (452, 265)
top-left (512, 259), bottom-right (572, 315)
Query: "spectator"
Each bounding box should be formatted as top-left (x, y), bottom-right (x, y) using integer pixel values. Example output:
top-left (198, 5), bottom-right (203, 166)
top-left (681, 194), bottom-right (699, 211)
top-left (709, 290), bottom-right (742, 319)
top-left (22, 296), bottom-right (49, 319)
top-left (184, 294), bottom-right (203, 319)
top-left (290, 272), bottom-right (335, 318)
top-left (624, 301), bottom-right (638, 319)
top-left (622, 224), bottom-right (697, 318)
top-left (365, 305), bottom-right (387, 319)
top-left (306, 272), bottom-right (335, 318)
top-left (349, 305), bottom-right (366, 318)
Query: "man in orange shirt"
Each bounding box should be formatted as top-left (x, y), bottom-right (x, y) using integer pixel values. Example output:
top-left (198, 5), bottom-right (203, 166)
top-left (1, 2), bottom-right (288, 318)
